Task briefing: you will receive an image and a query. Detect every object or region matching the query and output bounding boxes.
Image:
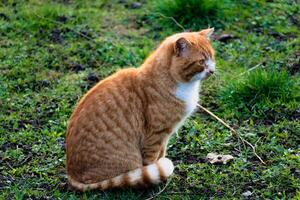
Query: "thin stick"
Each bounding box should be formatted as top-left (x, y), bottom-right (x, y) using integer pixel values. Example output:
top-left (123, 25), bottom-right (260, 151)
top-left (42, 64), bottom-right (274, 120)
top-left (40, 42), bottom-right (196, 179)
top-left (145, 176), bottom-right (173, 200)
top-left (152, 12), bottom-right (186, 31)
top-left (197, 104), bottom-right (266, 165)
top-left (198, 104), bottom-right (236, 134)
top-left (235, 63), bottom-right (263, 78)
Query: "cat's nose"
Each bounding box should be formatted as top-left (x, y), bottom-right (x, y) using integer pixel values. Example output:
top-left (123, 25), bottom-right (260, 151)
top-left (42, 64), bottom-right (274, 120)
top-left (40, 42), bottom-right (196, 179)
top-left (208, 70), bottom-right (214, 74)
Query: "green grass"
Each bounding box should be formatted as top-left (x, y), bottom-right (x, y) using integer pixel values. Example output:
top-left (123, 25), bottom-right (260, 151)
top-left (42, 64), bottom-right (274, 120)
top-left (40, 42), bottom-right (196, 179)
top-left (219, 69), bottom-right (299, 119)
top-left (154, 0), bottom-right (233, 30)
top-left (1, 0), bottom-right (300, 199)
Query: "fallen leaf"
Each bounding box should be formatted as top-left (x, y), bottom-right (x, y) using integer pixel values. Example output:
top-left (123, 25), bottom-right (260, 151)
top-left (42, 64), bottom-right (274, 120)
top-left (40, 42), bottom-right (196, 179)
top-left (206, 153), bottom-right (234, 164)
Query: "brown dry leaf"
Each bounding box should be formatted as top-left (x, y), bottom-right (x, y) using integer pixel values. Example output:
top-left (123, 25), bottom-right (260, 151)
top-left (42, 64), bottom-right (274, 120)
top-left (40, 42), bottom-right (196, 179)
top-left (206, 153), bottom-right (234, 164)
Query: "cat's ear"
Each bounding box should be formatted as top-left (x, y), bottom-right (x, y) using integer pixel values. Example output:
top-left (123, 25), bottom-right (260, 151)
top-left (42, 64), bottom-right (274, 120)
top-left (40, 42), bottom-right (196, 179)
top-left (174, 37), bottom-right (190, 56)
top-left (199, 28), bottom-right (214, 40)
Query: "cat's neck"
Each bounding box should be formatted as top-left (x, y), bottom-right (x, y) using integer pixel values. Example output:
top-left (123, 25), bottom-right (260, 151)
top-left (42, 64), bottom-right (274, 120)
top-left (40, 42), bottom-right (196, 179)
top-left (138, 43), bottom-right (176, 90)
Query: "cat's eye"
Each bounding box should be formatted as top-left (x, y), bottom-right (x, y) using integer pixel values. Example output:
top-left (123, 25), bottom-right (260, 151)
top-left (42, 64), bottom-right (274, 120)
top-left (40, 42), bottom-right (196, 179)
top-left (198, 60), bottom-right (205, 65)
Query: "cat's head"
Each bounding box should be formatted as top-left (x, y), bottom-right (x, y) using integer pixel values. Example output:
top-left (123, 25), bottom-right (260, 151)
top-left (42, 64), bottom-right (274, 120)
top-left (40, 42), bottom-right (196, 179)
top-left (169, 28), bottom-right (215, 82)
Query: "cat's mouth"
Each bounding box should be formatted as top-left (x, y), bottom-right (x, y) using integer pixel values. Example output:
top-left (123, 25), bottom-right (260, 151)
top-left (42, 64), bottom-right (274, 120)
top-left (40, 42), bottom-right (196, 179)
top-left (203, 69), bottom-right (215, 79)
top-left (207, 69), bottom-right (214, 75)
top-left (204, 59), bottom-right (216, 79)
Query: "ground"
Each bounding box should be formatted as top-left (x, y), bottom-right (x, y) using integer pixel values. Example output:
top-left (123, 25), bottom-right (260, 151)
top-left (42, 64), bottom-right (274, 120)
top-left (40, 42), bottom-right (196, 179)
top-left (0, 0), bottom-right (299, 199)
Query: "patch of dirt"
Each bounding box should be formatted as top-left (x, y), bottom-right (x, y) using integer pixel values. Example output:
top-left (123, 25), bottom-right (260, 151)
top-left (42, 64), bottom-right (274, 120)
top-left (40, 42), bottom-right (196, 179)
top-left (0, 141), bottom-right (17, 152)
top-left (241, 107), bottom-right (300, 127)
top-left (34, 79), bottom-right (50, 90)
top-left (127, 15), bottom-right (150, 30)
top-left (289, 14), bottom-right (300, 27)
top-left (17, 119), bottom-right (40, 130)
top-left (170, 148), bottom-right (206, 164)
top-left (81, 72), bottom-right (101, 90)
top-left (184, 153), bottom-right (206, 164)
top-left (260, 108), bottom-right (300, 125)
top-left (36, 97), bottom-right (59, 117)
top-left (1, 141), bottom-right (34, 168)
top-left (291, 167), bottom-right (300, 179)
top-left (56, 15), bottom-right (68, 23)
top-left (253, 28), bottom-right (297, 42)
top-left (269, 31), bottom-right (296, 42)
top-left (0, 13), bottom-right (9, 21)
top-left (123, 2), bottom-right (143, 9)
top-left (118, 0), bottom-right (128, 3)
top-left (57, 169), bottom-right (84, 193)
top-left (175, 168), bottom-right (187, 179)
top-left (0, 173), bottom-right (14, 189)
top-left (39, 79), bottom-right (51, 87)
top-left (213, 33), bottom-right (237, 43)
top-left (56, 137), bottom-right (66, 150)
top-left (50, 29), bottom-right (64, 43)
top-left (130, 2), bottom-right (142, 9)
top-left (113, 25), bottom-right (130, 37)
top-left (287, 52), bottom-right (300, 75)
top-left (79, 26), bottom-right (93, 38)
top-left (87, 72), bottom-right (100, 82)
top-left (12, 97), bottom-right (60, 132)
top-left (68, 63), bottom-right (85, 73)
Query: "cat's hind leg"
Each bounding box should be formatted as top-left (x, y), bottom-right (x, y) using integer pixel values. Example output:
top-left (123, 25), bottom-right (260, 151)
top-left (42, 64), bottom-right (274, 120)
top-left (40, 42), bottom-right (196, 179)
top-left (158, 144), bottom-right (167, 159)
top-left (142, 132), bottom-right (170, 165)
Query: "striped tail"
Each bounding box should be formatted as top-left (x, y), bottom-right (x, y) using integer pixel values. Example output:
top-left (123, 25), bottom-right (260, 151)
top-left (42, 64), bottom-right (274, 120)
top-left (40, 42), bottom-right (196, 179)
top-left (68, 157), bottom-right (174, 191)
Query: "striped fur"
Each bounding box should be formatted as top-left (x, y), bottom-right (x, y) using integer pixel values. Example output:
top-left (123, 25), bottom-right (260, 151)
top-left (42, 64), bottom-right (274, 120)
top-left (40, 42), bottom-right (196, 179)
top-left (66, 29), bottom-right (215, 190)
top-left (68, 158), bottom-right (174, 191)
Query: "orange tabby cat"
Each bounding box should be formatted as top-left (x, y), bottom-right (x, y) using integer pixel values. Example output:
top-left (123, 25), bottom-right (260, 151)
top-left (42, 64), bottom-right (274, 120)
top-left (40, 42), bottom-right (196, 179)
top-left (66, 28), bottom-right (216, 191)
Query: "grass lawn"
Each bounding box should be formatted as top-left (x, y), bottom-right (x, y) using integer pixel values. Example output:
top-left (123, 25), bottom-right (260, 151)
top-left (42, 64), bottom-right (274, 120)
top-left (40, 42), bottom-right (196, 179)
top-left (0, 0), bottom-right (299, 199)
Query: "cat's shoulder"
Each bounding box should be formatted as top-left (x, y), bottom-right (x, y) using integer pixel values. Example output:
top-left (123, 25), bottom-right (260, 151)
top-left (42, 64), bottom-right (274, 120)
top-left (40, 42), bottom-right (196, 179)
top-left (109, 67), bottom-right (139, 80)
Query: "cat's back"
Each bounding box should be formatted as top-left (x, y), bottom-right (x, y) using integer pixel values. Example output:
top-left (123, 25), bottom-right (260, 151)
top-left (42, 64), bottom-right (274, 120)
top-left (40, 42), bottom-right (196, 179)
top-left (66, 67), bottom-right (145, 146)
top-left (68, 68), bottom-right (140, 126)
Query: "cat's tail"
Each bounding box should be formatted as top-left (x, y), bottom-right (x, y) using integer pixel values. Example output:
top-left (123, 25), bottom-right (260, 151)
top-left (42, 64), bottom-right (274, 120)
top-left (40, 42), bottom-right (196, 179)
top-left (68, 157), bottom-right (174, 191)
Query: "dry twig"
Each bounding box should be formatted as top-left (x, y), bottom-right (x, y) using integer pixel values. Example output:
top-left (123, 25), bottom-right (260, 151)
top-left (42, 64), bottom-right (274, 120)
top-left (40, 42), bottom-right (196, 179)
top-left (234, 62), bottom-right (264, 79)
top-left (197, 104), bottom-right (266, 165)
top-left (198, 104), bottom-right (236, 134)
top-left (152, 12), bottom-right (186, 31)
top-left (145, 176), bottom-right (173, 200)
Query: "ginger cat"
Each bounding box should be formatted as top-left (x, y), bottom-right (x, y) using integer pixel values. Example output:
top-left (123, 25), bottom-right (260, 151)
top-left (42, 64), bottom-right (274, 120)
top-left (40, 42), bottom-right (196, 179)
top-left (66, 28), bottom-right (216, 191)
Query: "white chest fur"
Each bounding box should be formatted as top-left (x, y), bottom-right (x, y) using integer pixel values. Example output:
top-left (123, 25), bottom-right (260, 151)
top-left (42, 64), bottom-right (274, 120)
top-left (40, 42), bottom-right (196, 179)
top-left (175, 80), bottom-right (200, 115)
top-left (173, 81), bottom-right (200, 133)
